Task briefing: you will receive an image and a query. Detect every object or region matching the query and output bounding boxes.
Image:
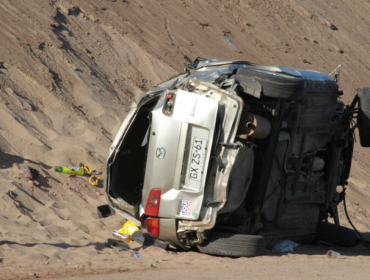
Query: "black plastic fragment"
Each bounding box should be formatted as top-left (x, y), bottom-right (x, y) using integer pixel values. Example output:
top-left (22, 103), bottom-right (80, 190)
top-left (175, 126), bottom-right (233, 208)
top-left (131, 231), bottom-right (169, 250)
top-left (97, 204), bottom-right (116, 218)
top-left (106, 238), bottom-right (130, 250)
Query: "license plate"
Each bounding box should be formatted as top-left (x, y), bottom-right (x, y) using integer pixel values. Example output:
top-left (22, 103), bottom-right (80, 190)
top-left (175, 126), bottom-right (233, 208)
top-left (188, 137), bottom-right (207, 181)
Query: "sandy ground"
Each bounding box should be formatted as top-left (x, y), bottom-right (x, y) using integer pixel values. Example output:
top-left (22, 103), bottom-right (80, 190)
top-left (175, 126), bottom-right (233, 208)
top-left (1, 0), bottom-right (370, 279)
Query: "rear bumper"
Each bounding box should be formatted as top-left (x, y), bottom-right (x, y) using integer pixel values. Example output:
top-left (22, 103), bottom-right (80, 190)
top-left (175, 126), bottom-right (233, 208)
top-left (158, 218), bottom-right (184, 248)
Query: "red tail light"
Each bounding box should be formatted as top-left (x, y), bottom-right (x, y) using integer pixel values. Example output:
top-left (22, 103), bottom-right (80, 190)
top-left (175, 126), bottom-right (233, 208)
top-left (145, 189), bottom-right (161, 217)
top-left (163, 93), bottom-right (176, 116)
top-left (146, 217), bottom-right (160, 238)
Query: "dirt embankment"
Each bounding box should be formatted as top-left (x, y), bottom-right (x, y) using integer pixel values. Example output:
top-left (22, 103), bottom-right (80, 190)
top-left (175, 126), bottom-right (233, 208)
top-left (0, 1), bottom-right (370, 279)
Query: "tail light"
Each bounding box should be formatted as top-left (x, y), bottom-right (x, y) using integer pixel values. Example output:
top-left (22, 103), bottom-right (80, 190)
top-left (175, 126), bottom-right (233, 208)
top-left (146, 217), bottom-right (160, 238)
top-left (163, 93), bottom-right (176, 116)
top-left (145, 188), bottom-right (161, 217)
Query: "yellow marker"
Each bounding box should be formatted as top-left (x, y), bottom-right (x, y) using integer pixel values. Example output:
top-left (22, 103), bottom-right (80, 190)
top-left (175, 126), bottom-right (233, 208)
top-left (89, 175), bottom-right (100, 186)
top-left (82, 164), bottom-right (93, 175)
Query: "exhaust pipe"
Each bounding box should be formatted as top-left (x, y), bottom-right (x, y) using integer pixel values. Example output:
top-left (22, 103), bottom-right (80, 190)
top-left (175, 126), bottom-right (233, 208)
top-left (238, 112), bottom-right (271, 139)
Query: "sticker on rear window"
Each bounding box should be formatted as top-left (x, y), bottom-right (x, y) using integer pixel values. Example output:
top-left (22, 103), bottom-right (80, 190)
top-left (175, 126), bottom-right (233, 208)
top-left (179, 200), bottom-right (193, 217)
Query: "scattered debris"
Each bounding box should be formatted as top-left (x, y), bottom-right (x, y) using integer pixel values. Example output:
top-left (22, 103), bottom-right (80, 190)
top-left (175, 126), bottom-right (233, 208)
top-left (328, 22), bottom-right (338, 31)
top-left (223, 30), bottom-right (231, 37)
top-left (95, 6), bottom-right (107, 11)
top-left (68, 6), bottom-right (82, 16)
top-left (55, 164), bottom-right (100, 186)
top-left (30, 168), bottom-right (38, 180)
top-left (273, 240), bottom-right (300, 253)
top-left (38, 42), bottom-right (45, 50)
top-left (139, 79), bottom-right (147, 90)
top-left (110, 220), bottom-right (169, 251)
top-left (133, 252), bottom-right (141, 258)
top-left (106, 238), bottom-right (130, 251)
top-left (131, 231), bottom-right (169, 250)
top-left (335, 46), bottom-right (344, 54)
top-left (19, 163), bottom-right (32, 180)
top-left (112, 220), bottom-right (139, 242)
top-left (327, 250), bottom-right (340, 258)
top-left (318, 16), bottom-right (338, 31)
top-left (329, 64), bottom-right (341, 83)
top-left (223, 37), bottom-right (242, 53)
top-left (199, 22), bottom-right (209, 28)
top-left (97, 204), bottom-right (116, 218)
top-left (70, 64), bottom-right (81, 72)
top-left (18, 163), bottom-right (38, 180)
top-left (55, 165), bottom-right (86, 176)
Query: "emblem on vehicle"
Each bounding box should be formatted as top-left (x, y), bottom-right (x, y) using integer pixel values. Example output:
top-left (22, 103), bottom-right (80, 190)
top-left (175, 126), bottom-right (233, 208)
top-left (156, 147), bottom-right (166, 159)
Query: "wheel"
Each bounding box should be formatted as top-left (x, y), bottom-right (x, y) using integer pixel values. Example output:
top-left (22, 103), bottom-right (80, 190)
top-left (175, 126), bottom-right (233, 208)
top-left (235, 67), bottom-right (304, 100)
top-left (316, 222), bottom-right (357, 247)
top-left (197, 231), bottom-right (265, 257)
top-left (358, 87), bottom-right (370, 147)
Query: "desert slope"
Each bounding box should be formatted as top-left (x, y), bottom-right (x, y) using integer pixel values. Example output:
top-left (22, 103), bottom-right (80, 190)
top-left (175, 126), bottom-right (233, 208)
top-left (0, 0), bottom-right (370, 279)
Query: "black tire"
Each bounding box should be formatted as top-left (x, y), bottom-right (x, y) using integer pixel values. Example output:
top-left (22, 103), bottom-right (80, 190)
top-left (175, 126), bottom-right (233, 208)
top-left (358, 87), bottom-right (370, 147)
top-left (316, 222), bottom-right (357, 247)
top-left (197, 231), bottom-right (265, 257)
top-left (235, 67), bottom-right (304, 100)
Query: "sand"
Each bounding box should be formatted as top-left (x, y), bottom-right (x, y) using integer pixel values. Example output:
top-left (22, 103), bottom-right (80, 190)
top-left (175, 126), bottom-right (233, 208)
top-left (0, 0), bottom-right (370, 279)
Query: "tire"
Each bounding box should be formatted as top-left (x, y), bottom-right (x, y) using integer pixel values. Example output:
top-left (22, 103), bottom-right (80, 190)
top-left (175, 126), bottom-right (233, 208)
top-left (316, 222), bottom-right (357, 247)
top-left (235, 67), bottom-right (304, 100)
top-left (197, 231), bottom-right (265, 257)
top-left (358, 87), bottom-right (370, 147)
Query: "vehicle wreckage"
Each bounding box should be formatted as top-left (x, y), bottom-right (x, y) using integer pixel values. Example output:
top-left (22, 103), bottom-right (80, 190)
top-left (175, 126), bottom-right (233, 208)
top-left (103, 59), bottom-right (370, 257)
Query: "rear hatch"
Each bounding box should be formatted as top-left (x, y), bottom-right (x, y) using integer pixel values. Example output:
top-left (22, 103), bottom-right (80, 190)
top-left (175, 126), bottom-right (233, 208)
top-left (105, 89), bottom-right (218, 224)
top-left (142, 89), bottom-right (218, 220)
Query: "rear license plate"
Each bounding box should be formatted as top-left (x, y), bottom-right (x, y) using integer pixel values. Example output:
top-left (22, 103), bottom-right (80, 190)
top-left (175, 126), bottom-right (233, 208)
top-left (189, 137), bottom-right (207, 181)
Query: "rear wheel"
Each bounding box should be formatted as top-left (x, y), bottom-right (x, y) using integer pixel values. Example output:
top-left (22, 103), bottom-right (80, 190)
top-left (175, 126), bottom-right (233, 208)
top-left (358, 87), bottom-right (370, 147)
top-left (316, 222), bottom-right (357, 247)
top-left (197, 231), bottom-right (265, 257)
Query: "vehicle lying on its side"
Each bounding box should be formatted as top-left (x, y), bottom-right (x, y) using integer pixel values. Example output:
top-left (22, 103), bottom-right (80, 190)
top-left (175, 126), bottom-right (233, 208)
top-left (104, 59), bottom-right (370, 257)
